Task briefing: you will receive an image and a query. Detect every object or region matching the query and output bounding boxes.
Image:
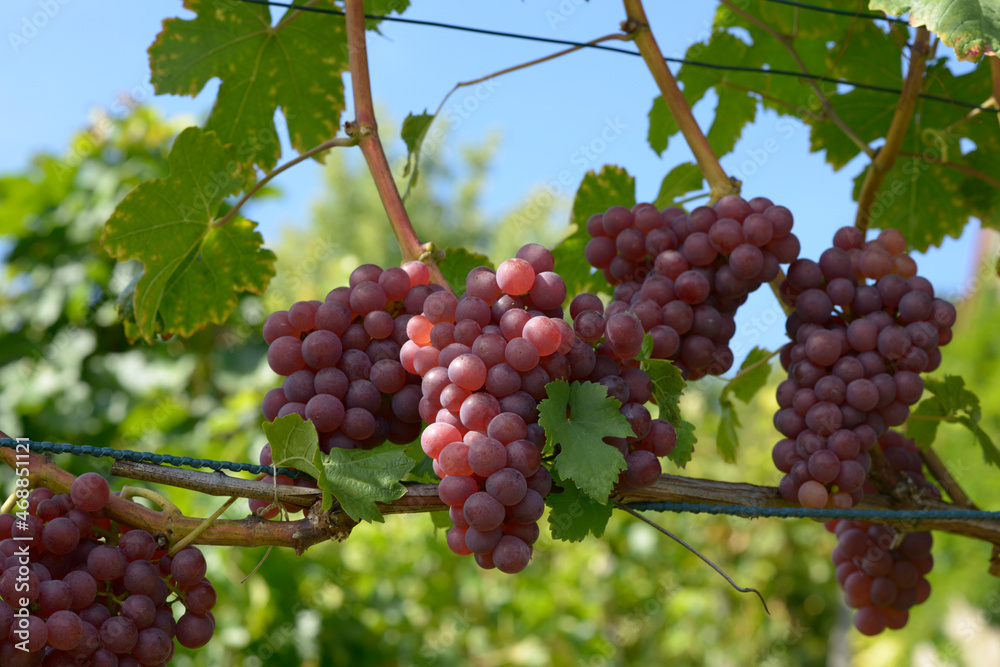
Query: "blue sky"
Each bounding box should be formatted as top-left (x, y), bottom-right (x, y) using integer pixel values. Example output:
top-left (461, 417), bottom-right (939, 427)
top-left (0, 1), bottom-right (982, 363)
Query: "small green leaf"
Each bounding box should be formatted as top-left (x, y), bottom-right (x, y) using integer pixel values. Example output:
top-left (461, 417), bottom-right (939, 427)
top-left (907, 375), bottom-right (1000, 466)
top-left (538, 380), bottom-right (633, 502)
top-left (437, 248), bottom-right (492, 298)
top-left (546, 478), bottom-right (613, 542)
top-left (323, 444), bottom-right (416, 523)
top-left (669, 420), bottom-right (697, 468)
top-left (262, 414), bottom-right (328, 510)
top-left (262, 414), bottom-right (323, 481)
top-left (712, 348), bottom-right (774, 464)
top-left (958, 416), bottom-right (1000, 466)
top-left (907, 397), bottom-right (945, 447)
top-left (402, 438), bottom-right (437, 483)
top-left (727, 347), bottom-right (775, 404)
top-left (364, 0), bottom-right (411, 30)
top-left (647, 96), bottom-right (679, 156)
top-left (706, 85), bottom-right (757, 157)
top-left (641, 357), bottom-right (686, 425)
top-left (429, 511), bottom-right (451, 530)
top-left (400, 111), bottom-right (436, 190)
top-left (716, 399), bottom-right (740, 464)
top-left (653, 162), bottom-right (704, 210)
top-left (100, 128), bottom-right (276, 343)
top-left (870, 0), bottom-right (999, 61)
top-left (551, 166), bottom-right (635, 299)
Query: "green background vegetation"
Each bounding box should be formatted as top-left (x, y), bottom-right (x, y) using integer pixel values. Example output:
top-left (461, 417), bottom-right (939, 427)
top-left (2, 109), bottom-right (999, 666)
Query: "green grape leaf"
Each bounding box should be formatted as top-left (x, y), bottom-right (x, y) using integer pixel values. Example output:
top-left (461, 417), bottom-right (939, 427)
top-left (852, 155), bottom-right (970, 252)
top-left (402, 437), bottom-right (437, 483)
top-left (716, 399), bottom-right (740, 464)
top-left (323, 443), bottom-right (416, 523)
top-left (100, 128), bottom-right (276, 343)
top-left (437, 247), bottom-right (492, 298)
top-left (906, 398), bottom-right (944, 447)
top-left (727, 347), bottom-right (776, 404)
top-left (647, 96), bottom-right (679, 157)
top-left (669, 420), bottom-right (697, 468)
top-left (546, 477), bottom-right (613, 542)
top-left (538, 380), bottom-right (633, 502)
top-left (712, 347), bottom-right (774, 463)
top-left (653, 162), bottom-right (705, 210)
top-left (429, 511), bottom-right (451, 530)
top-left (552, 165), bottom-right (635, 299)
top-left (870, 0), bottom-right (1000, 61)
top-left (641, 356), bottom-right (686, 425)
top-left (262, 414), bottom-right (323, 481)
top-left (365, 0), bottom-right (411, 30)
top-left (907, 375), bottom-right (1000, 466)
top-left (809, 89), bottom-right (896, 171)
top-left (149, 0), bottom-right (348, 170)
top-left (705, 84), bottom-right (758, 157)
top-left (400, 111), bottom-right (436, 191)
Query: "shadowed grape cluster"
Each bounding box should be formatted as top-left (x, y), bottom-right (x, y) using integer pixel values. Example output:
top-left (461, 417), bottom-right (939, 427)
top-left (0, 473), bottom-right (216, 666)
top-left (827, 431), bottom-right (937, 635)
top-left (583, 195), bottom-right (801, 379)
top-left (255, 261), bottom-right (438, 518)
top-left (772, 226), bottom-right (955, 509)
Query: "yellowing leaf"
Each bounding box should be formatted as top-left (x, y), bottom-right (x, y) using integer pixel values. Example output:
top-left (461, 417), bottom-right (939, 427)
top-left (101, 128), bottom-right (275, 343)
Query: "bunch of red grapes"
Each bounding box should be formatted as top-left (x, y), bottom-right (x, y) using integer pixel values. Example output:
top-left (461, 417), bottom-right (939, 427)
top-left (256, 261), bottom-right (440, 517)
top-left (583, 195), bottom-right (801, 379)
top-left (0, 473), bottom-right (215, 665)
top-left (405, 244), bottom-right (676, 573)
top-left (772, 226), bottom-right (955, 509)
top-left (828, 431), bottom-right (937, 635)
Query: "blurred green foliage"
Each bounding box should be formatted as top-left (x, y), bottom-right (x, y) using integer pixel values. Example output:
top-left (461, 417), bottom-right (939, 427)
top-left (1, 108), bottom-right (999, 666)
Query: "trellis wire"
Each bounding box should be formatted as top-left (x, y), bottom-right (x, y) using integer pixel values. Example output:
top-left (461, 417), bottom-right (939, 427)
top-left (5, 438), bottom-right (998, 524)
top-left (0, 439), bottom-right (312, 480)
top-left (628, 501), bottom-right (1000, 522)
top-left (235, 0), bottom-right (998, 114)
top-left (761, 0), bottom-right (909, 23)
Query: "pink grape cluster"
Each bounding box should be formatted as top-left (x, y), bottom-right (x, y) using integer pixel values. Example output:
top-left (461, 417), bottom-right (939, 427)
top-left (772, 226), bottom-right (956, 510)
top-left (405, 244), bottom-right (675, 573)
top-left (583, 196), bottom-right (801, 379)
top-left (828, 431), bottom-right (937, 636)
top-left (0, 474), bottom-right (216, 666)
top-left (256, 261), bottom-right (438, 518)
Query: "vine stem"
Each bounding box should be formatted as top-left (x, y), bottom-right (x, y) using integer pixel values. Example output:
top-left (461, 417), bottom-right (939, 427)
top-left (119, 485), bottom-right (182, 517)
top-left (214, 137), bottom-right (359, 228)
top-left (621, 0), bottom-right (736, 202)
top-left (615, 502), bottom-right (770, 614)
top-left (8, 442), bottom-right (1000, 551)
top-left (919, 446), bottom-right (978, 509)
top-left (344, 0), bottom-right (451, 291)
top-left (719, 0), bottom-right (874, 159)
top-left (100, 458), bottom-right (1000, 547)
top-left (0, 445), bottom-right (352, 553)
top-left (167, 495), bottom-right (239, 557)
top-left (854, 27), bottom-right (931, 234)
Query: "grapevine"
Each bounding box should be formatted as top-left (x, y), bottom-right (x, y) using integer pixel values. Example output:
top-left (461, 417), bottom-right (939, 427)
top-left (0, 473), bottom-right (215, 665)
top-left (3, 0), bottom-right (999, 663)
